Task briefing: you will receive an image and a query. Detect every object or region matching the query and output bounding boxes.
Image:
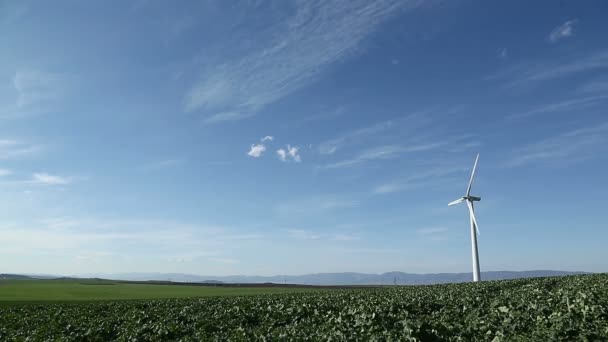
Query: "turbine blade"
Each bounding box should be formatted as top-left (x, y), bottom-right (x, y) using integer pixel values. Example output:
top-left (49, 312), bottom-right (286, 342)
top-left (466, 200), bottom-right (480, 236)
top-left (466, 153), bottom-right (480, 196)
top-left (448, 198), bottom-right (465, 206)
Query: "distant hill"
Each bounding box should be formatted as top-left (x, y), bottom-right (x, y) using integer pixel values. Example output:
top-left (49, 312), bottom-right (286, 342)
top-left (0, 274), bottom-right (36, 280)
top-left (75, 270), bottom-right (588, 285)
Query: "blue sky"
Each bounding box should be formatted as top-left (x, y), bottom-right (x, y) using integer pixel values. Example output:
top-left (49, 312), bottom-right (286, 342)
top-left (1, 0), bottom-right (607, 276)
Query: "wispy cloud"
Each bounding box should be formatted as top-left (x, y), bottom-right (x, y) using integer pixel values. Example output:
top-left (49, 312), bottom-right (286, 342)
top-left (506, 122), bottom-right (608, 167)
top-left (141, 159), bottom-right (184, 171)
top-left (417, 227), bottom-right (448, 235)
top-left (488, 50), bottom-right (608, 88)
top-left (32, 173), bottom-right (72, 185)
top-left (274, 196), bottom-right (358, 216)
top-left (322, 143), bottom-right (443, 169)
top-left (548, 19), bottom-right (578, 43)
top-left (373, 165), bottom-right (465, 194)
top-left (261, 136), bottom-right (274, 142)
top-left (248, 144), bottom-right (266, 158)
top-left (0, 139), bottom-right (42, 159)
top-left (277, 145), bottom-right (301, 162)
top-left (287, 229), bottom-right (322, 240)
top-left (510, 95), bottom-right (608, 120)
top-left (299, 106), bottom-right (347, 126)
top-left (13, 69), bottom-right (67, 109)
top-left (202, 111), bottom-right (253, 125)
top-left (209, 257), bottom-right (239, 264)
top-left (578, 80), bottom-right (608, 94)
top-left (318, 120), bottom-right (395, 155)
top-left (497, 47), bottom-right (508, 59)
top-left (0, 169), bottom-right (12, 177)
top-left (286, 229), bottom-right (359, 241)
top-left (184, 0), bottom-right (426, 123)
top-left (0, 1), bottom-right (29, 25)
top-left (0, 218), bottom-right (260, 262)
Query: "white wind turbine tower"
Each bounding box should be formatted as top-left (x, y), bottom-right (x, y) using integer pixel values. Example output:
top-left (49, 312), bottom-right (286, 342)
top-left (448, 153), bottom-right (482, 282)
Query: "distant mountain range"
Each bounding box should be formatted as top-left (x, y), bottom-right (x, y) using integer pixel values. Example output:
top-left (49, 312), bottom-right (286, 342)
top-left (72, 270), bottom-right (588, 285)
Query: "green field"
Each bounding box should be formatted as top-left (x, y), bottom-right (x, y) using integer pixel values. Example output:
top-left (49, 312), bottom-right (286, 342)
top-left (0, 279), bottom-right (317, 303)
top-left (1, 274), bottom-right (607, 341)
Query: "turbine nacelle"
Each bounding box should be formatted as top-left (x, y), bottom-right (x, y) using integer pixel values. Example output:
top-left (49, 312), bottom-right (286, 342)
top-left (448, 196), bottom-right (481, 206)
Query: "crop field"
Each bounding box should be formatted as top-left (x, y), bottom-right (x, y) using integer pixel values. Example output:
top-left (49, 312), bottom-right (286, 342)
top-left (0, 279), bottom-right (318, 303)
top-left (1, 274), bottom-right (607, 341)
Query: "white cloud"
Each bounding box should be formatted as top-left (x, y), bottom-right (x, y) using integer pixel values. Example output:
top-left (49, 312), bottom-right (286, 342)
top-left (0, 169), bottom-right (12, 177)
top-left (549, 19), bottom-right (578, 43)
top-left (277, 149), bottom-right (287, 161)
top-left (288, 145), bottom-right (301, 162)
top-left (277, 145), bottom-right (301, 162)
top-left (32, 173), bottom-right (71, 185)
top-left (248, 143), bottom-right (266, 158)
top-left (247, 136), bottom-right (275, 158)
top-left (185, 0), bottom-right (426, 123)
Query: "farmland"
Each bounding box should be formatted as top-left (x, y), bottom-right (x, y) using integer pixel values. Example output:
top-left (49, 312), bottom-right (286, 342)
top-left (0, 279), bottom-right (317, 303)
top-left (1, 274), bottom-right (607, 341)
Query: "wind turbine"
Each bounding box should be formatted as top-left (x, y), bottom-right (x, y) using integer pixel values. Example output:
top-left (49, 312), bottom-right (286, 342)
top-left (448, 153), bottom-right (482, 282)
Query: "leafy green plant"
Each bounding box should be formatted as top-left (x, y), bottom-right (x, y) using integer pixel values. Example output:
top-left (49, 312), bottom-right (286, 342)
top-left (1, 274), bottom-right (606, 341)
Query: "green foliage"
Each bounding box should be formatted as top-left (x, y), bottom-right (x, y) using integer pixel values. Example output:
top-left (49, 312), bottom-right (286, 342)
top-left (1, 274), bottom-right (607, 341)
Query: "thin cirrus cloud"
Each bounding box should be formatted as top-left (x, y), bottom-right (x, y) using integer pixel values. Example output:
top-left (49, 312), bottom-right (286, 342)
top-left (486, 49), bottom-right (608, 91)
top-left (417, 227), bottom-right (449, 235)
top-left (373, 166), bottom-right (465, 195)
top-left (286, 229), bottom-right (359, 241)
top-left (497, 47), bottom-right (508, 59)
top-left (322, 143), bottom-right (443, 170)
top-left (184, 0), bottom-right (427, 124)
top-left (317, 112), bottom-right (436, 158)
top-left (13, 69), bottom-right (67, 109)
top-left (0, 139), bottom-right (42, 159)
top-left (506, 121), bottom-right (608, 167)
top-left (0, 169), bottom-right (12, 177)
top-left (318, 120), bottom-right (394, 155)
top-left (0, 1), bottom-right (29, 25)
top-left (509, 95), bottom-right (608, 120)
top-left (548, 19), bottom-right (578, 43)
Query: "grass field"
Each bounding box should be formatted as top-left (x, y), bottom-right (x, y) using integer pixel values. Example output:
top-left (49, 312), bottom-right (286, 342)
top-left (0, 279), bottom-right (317, 303)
